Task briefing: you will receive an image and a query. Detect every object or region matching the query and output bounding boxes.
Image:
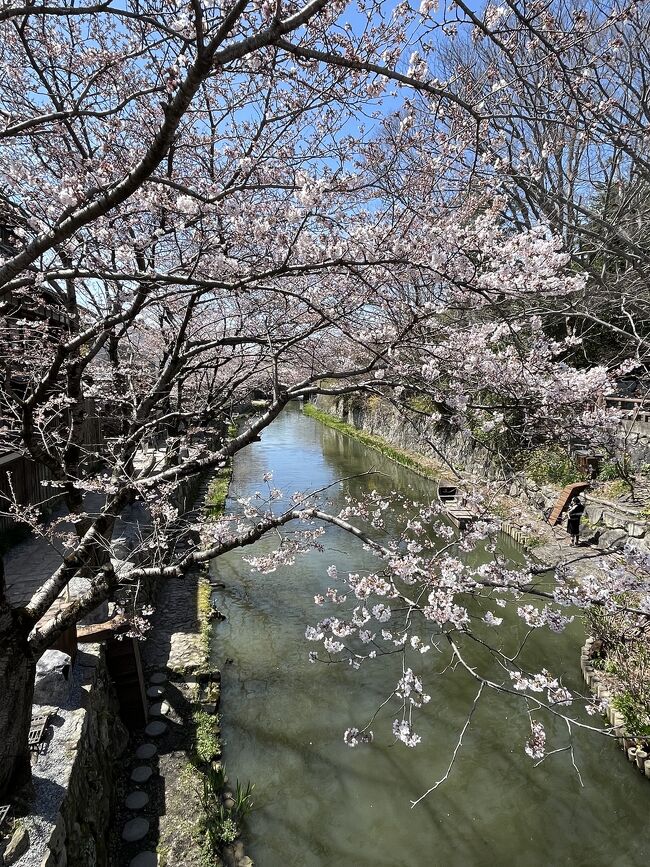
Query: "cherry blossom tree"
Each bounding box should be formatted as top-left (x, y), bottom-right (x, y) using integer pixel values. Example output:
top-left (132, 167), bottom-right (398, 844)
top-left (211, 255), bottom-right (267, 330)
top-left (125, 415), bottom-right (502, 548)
top-left (0, 0), bottom-right (640, 802)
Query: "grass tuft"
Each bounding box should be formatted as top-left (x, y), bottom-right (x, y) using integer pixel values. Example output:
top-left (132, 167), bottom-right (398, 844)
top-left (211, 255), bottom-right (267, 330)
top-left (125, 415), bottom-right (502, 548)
top-left (303, 403), bottom-right (443, 480)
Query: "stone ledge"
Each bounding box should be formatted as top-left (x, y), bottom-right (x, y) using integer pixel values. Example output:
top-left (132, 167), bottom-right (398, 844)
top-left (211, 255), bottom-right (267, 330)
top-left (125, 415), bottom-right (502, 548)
top-left (13, 645), bottom-right (127, 867)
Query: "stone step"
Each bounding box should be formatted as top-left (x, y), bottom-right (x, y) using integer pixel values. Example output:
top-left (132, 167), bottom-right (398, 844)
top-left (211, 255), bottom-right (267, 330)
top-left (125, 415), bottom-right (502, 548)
top-left (144, 720), bottom-right (168, 737)
top-left (135, 743), bottom-right (157, 760)
top-left (148, 701), bottom-right (170, 717)
top-left (130, 853), bottom-right (157, 867)
top-left (130, 766), bottom-right (153, 784)
top-left (125, 790), bottom-right (149, 810)
top-left (122, 817), bottom-right (150, 842)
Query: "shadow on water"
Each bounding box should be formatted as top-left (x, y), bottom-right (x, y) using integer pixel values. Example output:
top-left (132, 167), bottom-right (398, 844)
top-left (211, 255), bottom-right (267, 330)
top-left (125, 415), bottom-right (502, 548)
top-left (211, 404), bottom-right (650, 867)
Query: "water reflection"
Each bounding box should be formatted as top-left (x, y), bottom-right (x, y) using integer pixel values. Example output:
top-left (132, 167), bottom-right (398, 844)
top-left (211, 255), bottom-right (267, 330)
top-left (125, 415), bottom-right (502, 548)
top-left (212, 404), bottom-right (648, 866)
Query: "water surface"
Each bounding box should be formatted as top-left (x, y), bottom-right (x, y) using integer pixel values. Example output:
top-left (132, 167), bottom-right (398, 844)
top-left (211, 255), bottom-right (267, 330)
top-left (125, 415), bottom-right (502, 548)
top-left (212, 404), bottom-right (648, 866)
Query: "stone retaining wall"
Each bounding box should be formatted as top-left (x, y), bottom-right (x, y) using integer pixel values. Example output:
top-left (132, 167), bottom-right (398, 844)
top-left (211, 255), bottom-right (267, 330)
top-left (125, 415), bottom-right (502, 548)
top-left (11, 645), bottom-right (127, 867)
top-left (314, 395), bottom-right (649, 552)
top-left (7, 464), bottom-right (214, 867)
top-left (315, 394), bottom-right (504, 480)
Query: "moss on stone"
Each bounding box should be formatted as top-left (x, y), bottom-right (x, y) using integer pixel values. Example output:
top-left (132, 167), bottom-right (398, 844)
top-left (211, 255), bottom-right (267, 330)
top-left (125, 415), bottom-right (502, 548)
top-left (206, 465), bottom-right (233, 517)
top-left (193, 710), bottom-right (222, 764)
top-left (303, 403), bottom-right (443, 480)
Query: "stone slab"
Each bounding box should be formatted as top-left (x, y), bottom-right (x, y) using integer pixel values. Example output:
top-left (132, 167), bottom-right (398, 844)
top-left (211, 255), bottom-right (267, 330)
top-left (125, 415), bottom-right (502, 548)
top-left (125, 790), bottom-right (150, 810)
top-left (130, 766), bottom-right (153, 783)
top-left (144, 720), bottom-right (168, 737)
top-left (149, 672), bottom-right (167, 685)
top-left (146, 686), bottom-right (165, 699)
top-left (148, 701), bottom-right (170, 717)
top-left (135, 743), bottom-right (157, 760)
top-left (122, 817), bottom-right (150, 842)
top-left (130, 853), bottom-right (158, 867)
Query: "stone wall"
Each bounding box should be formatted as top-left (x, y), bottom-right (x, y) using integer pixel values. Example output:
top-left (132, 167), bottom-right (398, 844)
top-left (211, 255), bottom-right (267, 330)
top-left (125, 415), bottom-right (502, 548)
top-left (620, 418), bottom-right (650, 467)
top-left (12, 645), bottom-right (127, 867)
top-left (313, 394), bottom-right (650, 551)
top-left (315, 393), bottom-right (506, 480)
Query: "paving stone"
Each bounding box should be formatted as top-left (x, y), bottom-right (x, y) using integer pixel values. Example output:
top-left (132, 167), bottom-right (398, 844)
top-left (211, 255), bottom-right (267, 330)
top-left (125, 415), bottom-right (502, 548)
top-left (125, 790), bottom-right (149, 810)
top-left (144, 720), bottom-right (167, 737)
top-left (149, 672), bottom-right (167, 685)
top-left (130, 766), bottom-right (153, 784)
top-left (146, 686), bottom-right (165, 699)
top-left (148, 701), bottom-right (169, 717)
top-left (130, 853), bottom-right (158, 867)
top-left (135, 742), bottom-right (157, 760)
top-left (121, 817), bottom-right (150, 842)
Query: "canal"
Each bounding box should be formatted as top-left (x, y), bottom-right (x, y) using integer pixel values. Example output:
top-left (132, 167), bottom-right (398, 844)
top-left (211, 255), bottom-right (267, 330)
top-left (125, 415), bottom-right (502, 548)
top-left (211, 403), bottom-right (648, 866)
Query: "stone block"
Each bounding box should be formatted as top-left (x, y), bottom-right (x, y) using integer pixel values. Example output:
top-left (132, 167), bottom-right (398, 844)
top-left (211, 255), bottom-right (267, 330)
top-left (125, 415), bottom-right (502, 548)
top-left (130, 853), bottom-right (157, 867)
top-left (33, 650), bottom-right (72, 705)
top-left (603, 510), bottom-right (625, 529)
top-left (626, 539), bottom-right (650, 558)
top-left (4, 824), bottom-right (29, 865)
top-left (125, 791), bottom-right (149, 810)
top-left (626, 522), bottom-right (646, 538)
top-left (598, 529), bottom-right (628, 551)
top-left (135, 743), bottom-right (157, 760)
top-left (579, 528), bottom-right (600, 545)
top-left (130, 766), bottom-right (153, 784)
top-left (585, 505), bottom-right (603, 524)
top-left (122, 818), bottom-right (150, 843)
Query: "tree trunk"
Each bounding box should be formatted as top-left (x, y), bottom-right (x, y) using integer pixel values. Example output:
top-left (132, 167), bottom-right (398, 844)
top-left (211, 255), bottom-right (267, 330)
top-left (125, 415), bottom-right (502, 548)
top-left (0, 623), bottom-right (36, 801)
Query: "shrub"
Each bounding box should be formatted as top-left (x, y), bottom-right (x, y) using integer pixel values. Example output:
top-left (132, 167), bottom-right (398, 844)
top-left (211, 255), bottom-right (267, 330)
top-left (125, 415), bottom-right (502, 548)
top-left (598, 460), bottom-right (620, 481)
top-left (525, 447), bottom-right (582, 487)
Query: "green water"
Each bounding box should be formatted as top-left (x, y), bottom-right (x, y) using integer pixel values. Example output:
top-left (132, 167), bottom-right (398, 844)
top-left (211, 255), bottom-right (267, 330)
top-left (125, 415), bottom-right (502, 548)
top-left (211, 404), bottom-right (648, 866)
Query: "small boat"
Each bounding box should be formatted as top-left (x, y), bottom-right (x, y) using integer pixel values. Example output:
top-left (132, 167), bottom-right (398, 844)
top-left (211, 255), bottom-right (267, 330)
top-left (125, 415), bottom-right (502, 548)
top-left (437, 483), bottom-right (459, 504)
top-left (437, 481), bottom-right (475, 529)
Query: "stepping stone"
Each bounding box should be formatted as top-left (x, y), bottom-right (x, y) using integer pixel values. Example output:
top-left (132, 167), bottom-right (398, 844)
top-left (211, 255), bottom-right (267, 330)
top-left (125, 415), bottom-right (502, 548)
top-left (125, 790), bottom-right (149, 810)
top-left (135, 743), bottom-right (157, 760)
top-left (144, 721), bottom-right (167, 737)
top-left (146, 686), bottom-right (165, 699)
top-left (148, 701), bottom-right (169, 717)
top-left (149, 672), bottom-right (167, 685)
top-left (121, 817), bottom-right (150, 842)
top-left (130, 766), bottom-right (153, 784)
top-left (130, 853), bottom-right (157, 867)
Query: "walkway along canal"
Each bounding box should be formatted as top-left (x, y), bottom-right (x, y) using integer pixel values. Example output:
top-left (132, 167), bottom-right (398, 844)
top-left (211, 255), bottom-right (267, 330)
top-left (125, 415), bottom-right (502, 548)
top-left (211, 404), bottom-right (649, 867)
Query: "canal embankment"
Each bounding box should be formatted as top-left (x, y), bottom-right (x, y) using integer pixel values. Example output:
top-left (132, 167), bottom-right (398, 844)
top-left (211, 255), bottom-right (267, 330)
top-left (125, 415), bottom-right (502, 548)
top-left (307, 394), bottom-right (650, 555)
top-left (105, 462), bottom-right (257, 867)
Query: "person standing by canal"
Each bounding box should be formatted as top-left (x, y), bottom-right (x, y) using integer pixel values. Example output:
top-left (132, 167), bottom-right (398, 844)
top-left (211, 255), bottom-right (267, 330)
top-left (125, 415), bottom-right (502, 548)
top-left (567, 495), bottom-right (586, 546)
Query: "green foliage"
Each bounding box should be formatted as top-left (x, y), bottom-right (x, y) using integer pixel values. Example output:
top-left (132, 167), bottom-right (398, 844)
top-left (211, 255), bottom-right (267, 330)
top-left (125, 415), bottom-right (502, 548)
top-left (206, 465), bottom-right (232, 517)
top-left (196, 578), bottom-right (214, 660)
top-left (194, 710), bottom-right (221, 763)
top-left (199, 764), bottom-right (255, 859)
top-left (602, 479), bottom-right (632, 499)
top-left (525, 447), bottom-right (582, 487)
top-left (598, 459), bottom-right (620, 481)
top-left (612, 692), bottom-right (650, 738)
top-left (586, 602), bottom-right (650, 739)
top-left (406, 394), bottom-right (438, 413)
top-left (234, 779), bottom-right (255, 819)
